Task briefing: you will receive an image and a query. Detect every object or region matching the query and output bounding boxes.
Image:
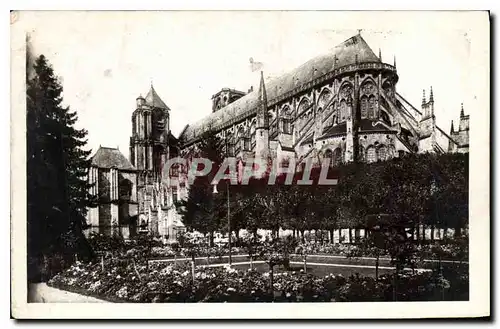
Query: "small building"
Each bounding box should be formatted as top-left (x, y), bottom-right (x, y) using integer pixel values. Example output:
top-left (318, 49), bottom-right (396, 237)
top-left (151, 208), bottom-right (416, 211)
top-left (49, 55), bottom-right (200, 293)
top-left (86, 146), bottom-right (139, 239)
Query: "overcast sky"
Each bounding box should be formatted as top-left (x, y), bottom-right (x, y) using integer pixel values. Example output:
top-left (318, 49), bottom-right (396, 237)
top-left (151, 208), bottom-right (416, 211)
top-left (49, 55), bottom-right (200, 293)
top-left (22, 11), bottom-right (487, 158)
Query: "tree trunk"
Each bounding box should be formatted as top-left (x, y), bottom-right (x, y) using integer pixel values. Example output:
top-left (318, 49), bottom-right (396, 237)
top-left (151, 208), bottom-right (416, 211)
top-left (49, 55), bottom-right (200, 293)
top-left (209, 231), bottom-right (214, 247)
top-left (303, 255), bottom-right (307, 273)
top-left (329, 229), bottom-right (334, 243)
top-left (348, 228), bottom-right (353, 244)
top-left (430, 225), bottom-right (435, 243)
top-left (375, 254), bottom-right (379, 281)
top-left (235, 229), bottom-right (240, 246)
top-left (300, 230), bottom-right (305, 243)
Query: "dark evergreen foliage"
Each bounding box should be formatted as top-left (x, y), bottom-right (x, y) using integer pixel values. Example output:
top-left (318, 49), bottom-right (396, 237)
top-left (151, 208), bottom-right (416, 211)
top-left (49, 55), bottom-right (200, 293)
top-left (27, 54), bottom-right (96, 282)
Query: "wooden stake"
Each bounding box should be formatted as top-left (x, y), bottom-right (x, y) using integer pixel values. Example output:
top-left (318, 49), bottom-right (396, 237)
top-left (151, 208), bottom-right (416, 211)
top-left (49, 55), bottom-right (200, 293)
top-left (191, 260), bottom-right (196, 286)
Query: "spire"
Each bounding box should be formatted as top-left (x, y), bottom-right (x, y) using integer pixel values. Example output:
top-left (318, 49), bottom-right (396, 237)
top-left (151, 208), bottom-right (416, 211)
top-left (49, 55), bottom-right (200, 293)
top-left (450, 120), bottom-right (455, 133)
top-left (259, 71), bottom-right (267, 107)
top-left (379, 48), bottom-right (382, 61)
top-left (429, 86), bottom-right (434, 103)
top-left (460, 103), bottom-right (465, 117)
top-left (422, 89), bottom-right (426, 106)
top-left (257, 71), bottom-right (269, 129)
top-left (393, 55), bottom-right (397, 68)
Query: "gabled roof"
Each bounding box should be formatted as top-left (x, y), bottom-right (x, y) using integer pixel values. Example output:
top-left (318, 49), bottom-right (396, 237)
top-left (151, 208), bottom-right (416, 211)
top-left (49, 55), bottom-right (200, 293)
top-left (180, 34), bottom-right (382, 144)
top-left (91, 146), bottom-right (135, 170)
top-left (145, 85), bottom-right (170, 110)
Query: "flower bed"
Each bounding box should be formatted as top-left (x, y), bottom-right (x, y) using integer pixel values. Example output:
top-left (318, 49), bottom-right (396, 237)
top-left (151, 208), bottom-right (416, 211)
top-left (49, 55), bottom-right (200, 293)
top-left (48, 257), bottom-right (469, 303)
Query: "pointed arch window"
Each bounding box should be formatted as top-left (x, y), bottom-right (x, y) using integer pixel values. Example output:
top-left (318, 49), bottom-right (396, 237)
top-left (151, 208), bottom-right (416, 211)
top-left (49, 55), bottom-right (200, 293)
top-left (366, 146), bottom-right (377, 163)
top-left (378, 145), bottom-right (388, 161)
top-left (172, 186), bottom-right (178, 204)
top-left (324, 149), bottom-right (333, 167)
top-left (332, 148), bottom-right (342, 167)
top-left (226, 132), bottom-right (235, 156)
top-left (236, 127), bottom-right (245, 154)
top-left (358, 145), bottom-right (365, 162)
top-left (368, 95), bottom-right (376, 119)
top-left (360, 96), bottom-right (368, 119)
top-left (340, 100), bottom-right (348, 122)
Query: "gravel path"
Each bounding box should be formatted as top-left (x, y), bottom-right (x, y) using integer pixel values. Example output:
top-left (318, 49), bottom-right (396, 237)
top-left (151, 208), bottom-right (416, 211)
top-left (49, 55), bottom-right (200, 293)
top-left (28, 283), bottom-right (107, 303)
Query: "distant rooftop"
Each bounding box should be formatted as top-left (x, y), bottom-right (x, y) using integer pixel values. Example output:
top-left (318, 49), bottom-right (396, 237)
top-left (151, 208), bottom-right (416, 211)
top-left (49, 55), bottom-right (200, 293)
top-left (91, 146), bottom-right (135, 170)
top-left (180, 33), bottom-right (384, 144)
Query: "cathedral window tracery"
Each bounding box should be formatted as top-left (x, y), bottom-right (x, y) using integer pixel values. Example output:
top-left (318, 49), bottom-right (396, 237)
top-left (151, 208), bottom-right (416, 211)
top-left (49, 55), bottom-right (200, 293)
top-left (340, 100), bottom-right (348, 122)
top-left (368, 95), bottom-right (376, 119)
top-left (360, 96), bottom-right (368, 119)
top-left (332, 147), bottom-right (342, 167)
top-left (378, 145), bottom-right (388, 161)
top-left (366, 146), bottom-right (377, 163)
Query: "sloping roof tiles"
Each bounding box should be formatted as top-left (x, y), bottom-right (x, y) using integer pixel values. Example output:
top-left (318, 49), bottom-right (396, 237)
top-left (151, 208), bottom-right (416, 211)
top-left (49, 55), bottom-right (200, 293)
top-left (91, 146), bottom-right (135, 170)
top-left (145, 85), bottom-right (170, 110)
top-left (180, 34), bottom-right (381, 143)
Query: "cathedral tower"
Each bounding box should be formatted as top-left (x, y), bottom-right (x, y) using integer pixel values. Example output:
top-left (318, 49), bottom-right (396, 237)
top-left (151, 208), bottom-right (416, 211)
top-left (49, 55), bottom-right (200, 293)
top-left (130, 84), bottom-right (171, 234)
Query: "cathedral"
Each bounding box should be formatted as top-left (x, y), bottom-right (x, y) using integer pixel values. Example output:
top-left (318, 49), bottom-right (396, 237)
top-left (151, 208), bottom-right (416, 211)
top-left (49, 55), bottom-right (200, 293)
top-left (86, 33), bottom-right (469, 240)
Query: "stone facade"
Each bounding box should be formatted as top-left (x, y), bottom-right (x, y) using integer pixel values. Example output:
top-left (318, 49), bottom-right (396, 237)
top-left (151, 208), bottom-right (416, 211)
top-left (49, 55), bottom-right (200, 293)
top-left (86, 147), bottom-right (138, 238)
top-left (88, 33), bottom-right (470, 240)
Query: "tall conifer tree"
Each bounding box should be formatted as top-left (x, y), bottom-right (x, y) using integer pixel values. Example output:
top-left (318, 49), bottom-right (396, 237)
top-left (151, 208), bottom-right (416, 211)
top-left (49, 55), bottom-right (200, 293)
top-left (27, 53), bottom-right (95, 281)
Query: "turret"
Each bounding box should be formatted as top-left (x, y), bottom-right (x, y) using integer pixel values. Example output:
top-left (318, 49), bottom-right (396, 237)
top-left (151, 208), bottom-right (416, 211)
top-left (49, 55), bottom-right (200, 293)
top-left (458, 103), bottom-right (470, 132)
top-left (136, 94), bottom-right (145, 108)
